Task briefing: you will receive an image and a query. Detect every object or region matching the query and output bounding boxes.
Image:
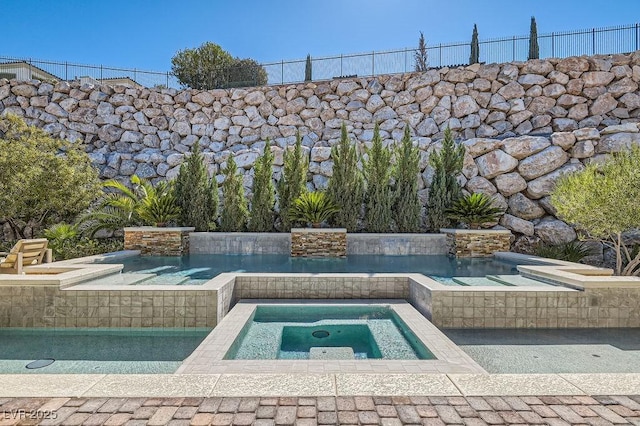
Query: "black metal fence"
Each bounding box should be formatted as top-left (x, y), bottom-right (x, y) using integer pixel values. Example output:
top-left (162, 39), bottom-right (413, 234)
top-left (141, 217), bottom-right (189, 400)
top-left (1, 22), bottom-right (638, 89)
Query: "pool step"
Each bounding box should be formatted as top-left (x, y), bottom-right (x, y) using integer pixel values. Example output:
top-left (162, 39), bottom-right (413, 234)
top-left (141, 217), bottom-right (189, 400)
top-left (486, 274), bottom-right (553, 287)
top-left (81, 273), bottom-right (156, 286)
top-left (451, 277), bottom-right (507, 287)
top-left (309, 347), bottom-right (355, 360)
top-left (138, 275), bottom-right (191, 286)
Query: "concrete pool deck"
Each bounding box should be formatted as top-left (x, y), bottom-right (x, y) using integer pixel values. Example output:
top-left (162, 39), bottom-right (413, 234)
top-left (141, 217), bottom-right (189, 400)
top-left (1, 372), bottom-right (640, 398)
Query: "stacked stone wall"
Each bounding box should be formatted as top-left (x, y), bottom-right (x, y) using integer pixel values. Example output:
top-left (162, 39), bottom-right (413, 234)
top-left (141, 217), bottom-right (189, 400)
top-left (1, 51), bottom-right (640, 253)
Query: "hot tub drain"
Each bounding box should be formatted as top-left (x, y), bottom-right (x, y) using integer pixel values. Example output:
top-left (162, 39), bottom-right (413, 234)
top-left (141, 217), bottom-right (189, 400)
top-left (26, 359), bottom-right (55, 369)
top-left (312, 330), bottom-right (330, 338)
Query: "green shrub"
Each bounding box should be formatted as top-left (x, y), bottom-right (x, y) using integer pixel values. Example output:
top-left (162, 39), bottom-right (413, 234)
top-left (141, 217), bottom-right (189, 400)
top-left (327, 123), bottom-right (364, 231)
top-left (220, 156), bottom-right (249, 232)
top-left (0, 114), bottom-right (101, 239)
top-left (43, 223), bottom-right (79, 259)
top-left (393, 126), bottom-right (422, 232)
top-left (56, 237), bottom-right (124, 261)
top-left (363, 123), bottom-right (393, 232)
top-left (289, 192), bottom-right (340, 228)
top-left (445, 193), bottom-right (504, 229)
top-left (174, 141), bottom-right (218, 231)
top-left (551, 146), bottom-right (640, 276)
top-left (428, 127), bottom-right (465, 231)
top-left (535, 241), bottom-right (593, 263)
top-left (248, 139), bottom-right (276, 232)
top-left (277, 132), bottom-right (308, 231)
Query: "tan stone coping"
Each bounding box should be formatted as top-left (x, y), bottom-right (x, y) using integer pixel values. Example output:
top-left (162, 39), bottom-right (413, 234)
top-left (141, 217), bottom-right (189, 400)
top-left (439, 228), bottom-right (512, 235)
top-left (176, 299), bottom-right (485, 375)
top-left (0, 263), bottom-right (123, 288)
top-left (2, 372), bottom-right (640, 397)
top-left (123, 227), bottom-right (195, 232)
top-left (291, 228), bottom-right (347, 233)
top-left (495, 251), bottom-right (640, 290)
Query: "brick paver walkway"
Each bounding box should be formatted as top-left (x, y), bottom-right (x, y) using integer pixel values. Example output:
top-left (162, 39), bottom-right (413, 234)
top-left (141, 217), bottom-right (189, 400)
top-left (2, 395), bottom-right (640, 425)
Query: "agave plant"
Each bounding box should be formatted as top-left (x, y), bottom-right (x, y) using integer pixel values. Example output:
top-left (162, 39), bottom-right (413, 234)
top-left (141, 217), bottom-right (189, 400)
top-left (535, 241), bottom-right (594, 263)
top-left (445, 192), bottom-right (505, 229)
top-left (288, 191), bottom-right (341, 228)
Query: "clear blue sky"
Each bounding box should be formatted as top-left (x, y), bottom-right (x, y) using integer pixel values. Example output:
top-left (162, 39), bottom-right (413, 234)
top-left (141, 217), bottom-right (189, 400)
top-left (3, 0), bottom-right (638, 71)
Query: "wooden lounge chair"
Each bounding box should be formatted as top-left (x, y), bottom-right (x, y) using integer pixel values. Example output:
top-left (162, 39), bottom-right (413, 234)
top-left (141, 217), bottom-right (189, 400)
top-left (0, 239), bottom-right (53, 274)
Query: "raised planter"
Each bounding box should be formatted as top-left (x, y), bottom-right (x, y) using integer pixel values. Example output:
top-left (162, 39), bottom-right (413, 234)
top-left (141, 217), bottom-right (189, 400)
top-left (440, 228), bottom-right (512, 257)
top-left (124, 227), bottom-right (195, 256)
top-left (291, 228), bottom-right (347, 257)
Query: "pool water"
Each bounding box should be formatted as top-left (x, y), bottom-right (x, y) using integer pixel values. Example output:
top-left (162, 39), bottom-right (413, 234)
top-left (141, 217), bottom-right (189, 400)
top-left (106, 254), bottom-right (520, 285)
top-left (225, 305), bottom-right (435, 360)
top-left (0, 328), bottom-right (210, 374)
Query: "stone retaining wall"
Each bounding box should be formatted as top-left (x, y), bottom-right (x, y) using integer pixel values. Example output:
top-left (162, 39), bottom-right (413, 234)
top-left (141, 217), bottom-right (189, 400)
top-left (2, 51), bottom-right (640, 248)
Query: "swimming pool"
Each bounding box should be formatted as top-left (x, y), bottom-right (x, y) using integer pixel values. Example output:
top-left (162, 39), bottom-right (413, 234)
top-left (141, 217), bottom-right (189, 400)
top-left (0, 328), bottom-right (210, 374)
top-left (99, 254), bottom-right (522, 285)
top-left (225, 305), bottom-right (435, 360)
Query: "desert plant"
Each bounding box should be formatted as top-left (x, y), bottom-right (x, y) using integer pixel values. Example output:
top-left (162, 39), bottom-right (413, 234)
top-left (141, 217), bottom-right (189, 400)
top-left (137, 181), bottom-right (181, 227)
top-left (535, 241), bottom-right (593, 263)
top-left (393, 126), bottom-right (422, 232)
top-left (305, 54), bottom-right (312, 82)
top-left (528, 16), bottom-right (539, 60)
top-left (248, 139), bottom-right (276, 232)
top-left (277, 132), bottom-right (308, 231)
top-left (220, 156), bottom-right (249, 232)
top-left (470, 24), bottom-right (480, 64)
top-left (43, 222), bottom-right (79, 259)
top-left (174, 141), bottom-right (218, 231)
top-left (327, 123), bottom-right (364, 231)
top-left (551, 146), bottom-right (640, 276)
top-left (445, 193), bottom-right (504, 229)
top-left (363, 123), bottom-right (393, 233)
top-left (0, 114), bottom-right (102, 239)
top-left (428, 127), bottom-right (465, 231)
top-left (289, 192), bottom-right (340, 228)
top-left (414, 31), bottom-right (428, 72)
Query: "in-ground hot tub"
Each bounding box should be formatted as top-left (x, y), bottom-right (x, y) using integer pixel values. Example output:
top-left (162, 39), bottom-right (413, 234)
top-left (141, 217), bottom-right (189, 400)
top-left (225, 305), bottom-right (434, 360)
top-left (176, 300), bottom-right (485, 374)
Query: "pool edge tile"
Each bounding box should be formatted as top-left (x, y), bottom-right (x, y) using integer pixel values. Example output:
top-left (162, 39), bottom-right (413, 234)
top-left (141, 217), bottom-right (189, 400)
top-left (560, 373), bottom-right (640, 395)
top-left (82, 374), bottom-right (220, 397)
top-left (211, 374), bottom-right (335, 396)
top-left (336, 373), bottom-right (460, 396)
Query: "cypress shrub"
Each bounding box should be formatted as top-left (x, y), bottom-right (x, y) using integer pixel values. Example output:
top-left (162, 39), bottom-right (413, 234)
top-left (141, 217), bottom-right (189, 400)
top-left (470, 24), bottom-right (480, 64)
top-left (393, 126), bottom-right (422, 232)
top-left (174, 141), bottom-right (218, 231)
top-left (220, 155), bottom-right (248, 231)
top-left (363, 123), bottom-right (393, 233)
top-left (427, 127), bottom-right (465, 231)
top-left (327, 123), bottom-right (364, 231)
top-left (277, 132), bottom-right (308, 231)
top-left (528, 16), bottom-right (539, 60)
top-left (248, 138), bottom-right (275, 232)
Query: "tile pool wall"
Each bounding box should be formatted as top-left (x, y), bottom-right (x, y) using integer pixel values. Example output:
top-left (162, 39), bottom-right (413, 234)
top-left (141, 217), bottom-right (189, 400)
top-left (2, 273), bottom-right (640, 328)
top-left (189, 233), bottom-right (449, 256)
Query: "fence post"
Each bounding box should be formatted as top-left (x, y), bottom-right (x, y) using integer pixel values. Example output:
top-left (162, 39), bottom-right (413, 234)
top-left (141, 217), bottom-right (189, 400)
top-left (28, 58), bottom-right (32, 80)
top-left (166, 72), bottom-right (169, 88)
top-left (592, 28), bottom-right (596, 54)
top-left (439, 44), bottom-right (442, 67)
top-left (281, 60), bottom-right (284, 84)
top-left (340, 54), bottom-right (343, 77)
top-left (404, 48), bottom-right (407, 73)
top-left (551, 32), bottom-right (555, 58)
top-left (134, 68), bottom-right (137, 83)
top-left (372, 51), bottom-right (375, 76)
top-left (636, 23), bottom-right (639, 51)
top-left (512, 36), bottom-right (516, 61)
top-left (65, 61), bottom-right (68, 81)
top-left (100, 65), bottom-right (103, 82)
